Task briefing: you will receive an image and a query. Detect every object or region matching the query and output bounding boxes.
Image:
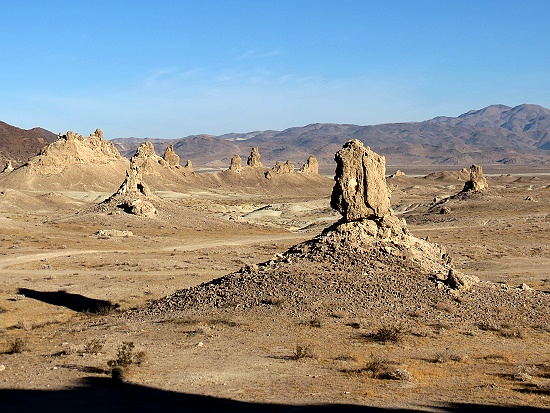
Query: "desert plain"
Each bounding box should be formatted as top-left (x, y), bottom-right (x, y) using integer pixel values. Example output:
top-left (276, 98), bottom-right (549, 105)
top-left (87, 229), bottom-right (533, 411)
top-left (0, 135), bottom-right (549, 412)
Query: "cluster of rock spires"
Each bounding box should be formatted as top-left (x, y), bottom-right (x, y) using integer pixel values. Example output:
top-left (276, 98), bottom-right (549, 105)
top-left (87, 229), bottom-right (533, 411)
top-left (137, 140), bottom-right (496, 324)
top-left (24, 129), bottom-right (125, 174)
top-left (229, 146), bottom-right (319, 178)
top-left (130, 142), bottom-right (194, 176)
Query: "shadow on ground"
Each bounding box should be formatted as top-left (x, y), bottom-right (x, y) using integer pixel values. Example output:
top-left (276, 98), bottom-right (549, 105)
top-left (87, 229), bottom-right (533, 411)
top-left (1, 377), bottom-right (546, 413)
top-left (17, 288), bottom-right (119, 314)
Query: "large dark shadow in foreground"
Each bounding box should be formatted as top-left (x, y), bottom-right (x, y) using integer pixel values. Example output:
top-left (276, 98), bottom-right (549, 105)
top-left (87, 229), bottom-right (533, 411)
top-left (1, 377), bottom-right (546, 413)
top-left (17, 288), bottom-right (119, 314)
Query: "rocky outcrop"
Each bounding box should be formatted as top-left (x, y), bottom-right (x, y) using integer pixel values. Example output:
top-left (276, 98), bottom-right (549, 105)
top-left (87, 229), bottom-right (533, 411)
top-left (265, 160), bottom-right (294, 179)
top-left (183, 160), bottom-right (194, 174)
top-left (330, 139), bottom-right (391, 221)
top-left (462, 164), bottom-right (488, 192)
top-left (101, 163), bottom-right (157, 217)
top-left (24, 128), bottom-right (125, 175)
top-left (326, 139), bottom-right (477, 291)
top-left (299, 156), bottom-right (319, 175)
top-left (163, 145), bottom-right (180, 167)
top-left (130, 142), bottom-right (162, 175)
top-left (247, 147), bottom-right (263, 168)
top-left (389, 170), bottom-right (405, 178)
top-left (1, 160), bottom-right (13, 174)
top-left (229, 155), bottom-right (243, 172)
top-left (115, 164), bottom-right (153, 197)
top-left (132, 142), bottom-right (193, 176)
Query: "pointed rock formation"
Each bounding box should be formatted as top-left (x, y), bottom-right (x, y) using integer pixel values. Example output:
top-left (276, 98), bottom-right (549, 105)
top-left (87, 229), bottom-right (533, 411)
top-left (323, 140), bottom-right (477, 291)
top-left (299, 156), bottom-right (319, 175)
top-left (247, 147), bottom-right (263, 168)
top-left (163, 144), bottom-right (180, 167)
top-left (130, 142), bottom-right (161, 175)
top-left (183, 160), bottom-right (194, 174)
top-left (462, 165), bottom-right (488, 192)
top-left (100, 163), bottom-right (158, 217)
top-left (330, 139), bottom-right (391, 221)
top-left (115, 164), bottom-right (153, 197)
top-left (229, 154), bottom-right (243, 172)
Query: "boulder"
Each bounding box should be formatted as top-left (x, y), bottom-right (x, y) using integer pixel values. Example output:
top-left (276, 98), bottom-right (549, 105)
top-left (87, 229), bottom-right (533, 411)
top-left (127, 199), bottom-right (157, 217)
top-left (330, 139), bottom-right (391, 221)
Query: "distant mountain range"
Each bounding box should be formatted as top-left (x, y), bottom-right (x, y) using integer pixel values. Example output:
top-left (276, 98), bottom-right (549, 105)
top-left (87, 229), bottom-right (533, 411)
top-left (112, 104), bottom-right (550, 167)
top-left (2, 104), bottom-right (549, 169)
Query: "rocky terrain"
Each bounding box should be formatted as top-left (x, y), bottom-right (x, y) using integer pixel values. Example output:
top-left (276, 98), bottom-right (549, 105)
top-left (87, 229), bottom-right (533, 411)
top-left (0, 132), bottom-right (549, 412)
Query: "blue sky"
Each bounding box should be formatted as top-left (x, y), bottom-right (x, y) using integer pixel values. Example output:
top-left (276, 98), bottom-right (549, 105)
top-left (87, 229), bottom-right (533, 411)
top-left (2, 0), bottom-right (549, 138)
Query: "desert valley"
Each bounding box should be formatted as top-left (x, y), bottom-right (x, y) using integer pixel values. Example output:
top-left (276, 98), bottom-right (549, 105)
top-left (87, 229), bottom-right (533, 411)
top-left (0, 105), bottom-right (549, 412)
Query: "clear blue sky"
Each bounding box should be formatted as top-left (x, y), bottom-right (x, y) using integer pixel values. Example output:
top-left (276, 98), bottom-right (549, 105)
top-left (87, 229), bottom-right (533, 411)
top-left (2, 0), bottom-right (549, 138)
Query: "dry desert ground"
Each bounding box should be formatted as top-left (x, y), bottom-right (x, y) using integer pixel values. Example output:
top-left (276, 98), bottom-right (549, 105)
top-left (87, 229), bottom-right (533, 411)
top-left (0, 164), bottom-right (549, 412)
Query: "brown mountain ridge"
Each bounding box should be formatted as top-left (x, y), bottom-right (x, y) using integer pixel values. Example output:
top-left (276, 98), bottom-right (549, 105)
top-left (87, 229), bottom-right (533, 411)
top-left (111, 104), bottom-right (550, 167)
top-left (2, 104), bottom-right (549, 170)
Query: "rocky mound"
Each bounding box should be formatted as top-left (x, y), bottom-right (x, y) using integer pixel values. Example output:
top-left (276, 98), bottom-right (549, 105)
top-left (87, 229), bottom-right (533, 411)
top-left (0, 129), bottom-right (129, 191)
top-left (25, 129), bottom-right (124, 174)
top-left (90, 162), bottom-right (160, 218)
top-left (129, 140), bottom-right (550, 330)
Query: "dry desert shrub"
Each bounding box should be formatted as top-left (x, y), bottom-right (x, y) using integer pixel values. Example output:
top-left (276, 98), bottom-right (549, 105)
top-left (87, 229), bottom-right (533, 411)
top-left (262, 296), bottom-right (285, 306)
top-left (5, 337), bottom-right (27, 354)
top-left (300, 317), bottom-right (322, 328)
top-left (434, 301), bottom-right (455, 313)
top-left (84, 338), bottom-right (104, 355)
top-left (344, 358), bottom-right (413, 381)
top-left (107, 341), bottom-right (146, 380)
top-left (361, 326), bottom-right (403, 343)
top-left (432, 352), bottom-right (468, 363)
top-left (292, 344), bottom-right (317, 360)
top-left (478, 322), bottom-right (523, 338)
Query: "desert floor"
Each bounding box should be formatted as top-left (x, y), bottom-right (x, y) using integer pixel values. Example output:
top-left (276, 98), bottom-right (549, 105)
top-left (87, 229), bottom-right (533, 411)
top-left (0, 168), bottom-right (549, 412)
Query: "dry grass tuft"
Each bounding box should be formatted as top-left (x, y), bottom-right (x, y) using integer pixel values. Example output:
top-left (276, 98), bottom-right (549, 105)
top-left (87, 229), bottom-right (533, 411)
top-left (5, 337), bottom-right (27, 354)
top-left (292, 344), bottom-right (317, 360)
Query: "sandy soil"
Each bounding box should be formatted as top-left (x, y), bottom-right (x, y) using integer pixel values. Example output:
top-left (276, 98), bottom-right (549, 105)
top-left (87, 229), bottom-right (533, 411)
top-left (0, 170), bottom-right (549, 412)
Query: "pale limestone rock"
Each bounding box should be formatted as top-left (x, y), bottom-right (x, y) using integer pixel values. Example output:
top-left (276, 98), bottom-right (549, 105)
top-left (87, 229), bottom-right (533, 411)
top-left (462, 165), bottom-right (488, 192)
top-left (247, 147), bottom-right (263, 168)
top-left (229, 154), bottom-right (243, 172)
top-left (330, 139), bottom-right (391, 221)
top-left (163, 144), bottom-right (180, 167)
top-left (299, 155), bottom-right (319, 174)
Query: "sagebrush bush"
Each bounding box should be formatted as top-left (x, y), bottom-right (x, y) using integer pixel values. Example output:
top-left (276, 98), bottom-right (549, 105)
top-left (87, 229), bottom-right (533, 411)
top-left (7, 338), bottom-right (26, 354)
